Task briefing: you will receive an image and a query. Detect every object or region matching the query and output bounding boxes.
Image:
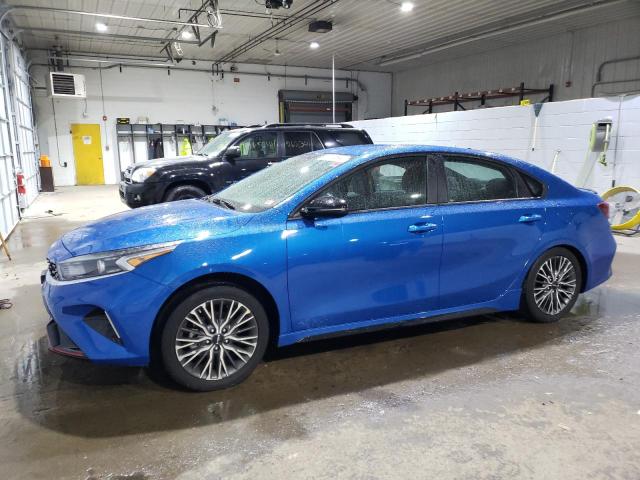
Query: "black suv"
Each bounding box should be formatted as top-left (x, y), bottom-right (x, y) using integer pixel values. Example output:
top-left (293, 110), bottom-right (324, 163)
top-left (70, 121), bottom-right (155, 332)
top-left (119, 124), bottom-right (372, 208)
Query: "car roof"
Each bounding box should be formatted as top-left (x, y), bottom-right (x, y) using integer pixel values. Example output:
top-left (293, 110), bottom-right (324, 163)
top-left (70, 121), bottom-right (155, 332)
top-left (242, 123), bottom-right (366, 132)
top-left (326, 144), bottom-right (547, 175)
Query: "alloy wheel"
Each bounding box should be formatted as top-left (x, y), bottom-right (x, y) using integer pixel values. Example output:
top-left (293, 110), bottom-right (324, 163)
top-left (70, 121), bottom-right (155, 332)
top-left (174, 299), bottom-right (258, 381)
top-left (533, 255), bottom-right (577, 315)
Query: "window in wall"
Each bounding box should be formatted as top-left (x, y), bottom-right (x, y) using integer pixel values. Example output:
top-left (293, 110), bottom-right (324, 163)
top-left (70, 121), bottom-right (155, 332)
top-left (237, 132), bottom-right (278, 158)
top-left (443, 157), bottom-right (516, 202)
top-left (322, 156), bottom-right (427, 211)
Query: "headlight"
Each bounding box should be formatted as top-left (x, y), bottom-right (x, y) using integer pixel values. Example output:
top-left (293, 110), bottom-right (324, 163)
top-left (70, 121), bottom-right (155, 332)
top-left (55, 242), bottom-right (180, 282)
top-left (130, 167), bottom-right (157, 183)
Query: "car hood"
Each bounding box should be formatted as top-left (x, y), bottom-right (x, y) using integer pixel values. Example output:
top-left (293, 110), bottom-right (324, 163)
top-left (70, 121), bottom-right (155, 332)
top-left (133, 155), bottom-right (208, 168)
top-left (60, 200), bottom-right (250, 257)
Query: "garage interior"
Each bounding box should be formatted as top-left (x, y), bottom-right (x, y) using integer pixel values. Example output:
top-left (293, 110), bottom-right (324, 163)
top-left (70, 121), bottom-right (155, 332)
top-left (0, 0), bottom-right (639, 478)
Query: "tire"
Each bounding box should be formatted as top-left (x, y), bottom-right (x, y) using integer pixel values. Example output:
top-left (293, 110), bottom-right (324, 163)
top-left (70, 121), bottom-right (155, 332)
top-left (160, 285), bottom-right (269, 391)
top-left (164, 184), bottom-right (207, 202)
top-left (520, 247), bottom-right (582, 323)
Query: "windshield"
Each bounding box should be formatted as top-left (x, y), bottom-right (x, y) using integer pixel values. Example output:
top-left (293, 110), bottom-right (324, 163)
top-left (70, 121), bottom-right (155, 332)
top-left (209, 151), bottom-right (355, 213)
top-left (196, 129), bottom-right (248, 157)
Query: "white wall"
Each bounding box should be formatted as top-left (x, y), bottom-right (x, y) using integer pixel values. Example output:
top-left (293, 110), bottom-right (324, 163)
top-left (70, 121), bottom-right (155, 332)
top-left (352, 95), bottom-right (640, 194)
top-left (32, 62), bottom-right (391, 186)
top-left (393, 16), bottom-right (640, 116)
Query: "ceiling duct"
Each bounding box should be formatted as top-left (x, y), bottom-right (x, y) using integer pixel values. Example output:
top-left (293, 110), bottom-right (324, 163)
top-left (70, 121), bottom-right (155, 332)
top-left (308, 20), bottom-right (332, 33)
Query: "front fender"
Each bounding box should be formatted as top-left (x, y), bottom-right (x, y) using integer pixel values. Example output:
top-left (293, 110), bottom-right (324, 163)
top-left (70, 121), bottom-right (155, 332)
top-left (133, 222), bottom-right (292, 336)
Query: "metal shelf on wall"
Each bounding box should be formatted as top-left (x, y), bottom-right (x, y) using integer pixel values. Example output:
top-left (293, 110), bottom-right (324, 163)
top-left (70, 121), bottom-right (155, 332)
top-left (116, 123), bottom-right (242, 167)
top-left (404, 83), bottom-right (554, 115)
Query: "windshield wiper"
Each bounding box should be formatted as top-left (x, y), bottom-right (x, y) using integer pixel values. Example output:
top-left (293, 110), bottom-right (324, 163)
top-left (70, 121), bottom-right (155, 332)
top-left (208, 197), bottom-right (236, 210)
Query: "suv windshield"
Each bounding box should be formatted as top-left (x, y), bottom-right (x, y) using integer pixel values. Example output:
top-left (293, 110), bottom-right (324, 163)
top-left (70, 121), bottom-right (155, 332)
top-left (208, 151), bottom-right (355, 213)
top-left (196, 129), bottom-right (249, 157)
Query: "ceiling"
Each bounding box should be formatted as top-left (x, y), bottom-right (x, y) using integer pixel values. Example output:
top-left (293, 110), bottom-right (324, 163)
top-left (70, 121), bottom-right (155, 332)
top-left (5, 0), bottom-right (640, 72)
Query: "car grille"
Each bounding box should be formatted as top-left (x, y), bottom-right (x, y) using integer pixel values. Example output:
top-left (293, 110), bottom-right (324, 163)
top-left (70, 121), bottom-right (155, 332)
top-left (47, 259), bottom-right (61, 280)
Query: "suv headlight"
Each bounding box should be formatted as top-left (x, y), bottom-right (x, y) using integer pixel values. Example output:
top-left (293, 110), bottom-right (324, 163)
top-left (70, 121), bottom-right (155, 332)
top-left (130, 167), bottom-right (157, 183)
top-left (56, 242), bottom-right (180, 282)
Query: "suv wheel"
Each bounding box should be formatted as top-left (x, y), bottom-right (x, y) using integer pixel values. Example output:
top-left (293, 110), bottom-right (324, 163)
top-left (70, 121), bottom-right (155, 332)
top-left (160, 285), bottom-right (269, 391)
top-left (164, 185), bottom-right (207, 202)
top-left (521, 247), bottom-right (582, 323)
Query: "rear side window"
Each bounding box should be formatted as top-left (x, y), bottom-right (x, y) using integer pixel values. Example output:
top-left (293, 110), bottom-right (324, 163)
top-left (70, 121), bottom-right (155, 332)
top-left (311, 133), bottom-right (324, 150)
top-left (521, 173), bottom-right (544, 197)
top-left (283, 132), bottom-right (313, 157)
top-left (443, 156), bottom-right (516, 202)
top-left (323, 131), bottom-right (371, 148)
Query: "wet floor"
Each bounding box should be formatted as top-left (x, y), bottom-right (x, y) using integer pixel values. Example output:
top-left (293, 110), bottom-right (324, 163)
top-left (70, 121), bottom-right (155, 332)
top-left (1, 186), bottom-right (639, 479)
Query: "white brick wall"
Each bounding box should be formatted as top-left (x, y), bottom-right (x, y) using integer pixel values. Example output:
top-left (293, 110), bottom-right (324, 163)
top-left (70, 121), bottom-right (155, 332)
top-left (352, 95), bottom-right (640, 194)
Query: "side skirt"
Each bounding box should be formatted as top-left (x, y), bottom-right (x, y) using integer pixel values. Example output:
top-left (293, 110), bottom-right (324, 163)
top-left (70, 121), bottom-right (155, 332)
top-left (287, 307), bottom-right (497, 345)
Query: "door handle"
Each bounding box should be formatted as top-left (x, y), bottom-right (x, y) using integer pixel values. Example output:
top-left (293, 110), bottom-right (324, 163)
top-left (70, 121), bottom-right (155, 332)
top-left (408, 223), bottom-right (438, 233)
top-left (518, 214), bottom-right (542, 223)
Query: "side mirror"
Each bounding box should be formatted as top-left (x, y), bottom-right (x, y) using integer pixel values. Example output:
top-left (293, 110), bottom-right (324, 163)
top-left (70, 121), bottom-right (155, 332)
top-left (224, 145), bottom-right (241, 160)
top-left (300, 194), bottom-right (348, 219)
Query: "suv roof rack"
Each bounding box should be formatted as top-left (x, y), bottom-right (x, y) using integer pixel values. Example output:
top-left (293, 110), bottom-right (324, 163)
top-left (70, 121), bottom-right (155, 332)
top-left (262, 123), bottom-right (355, 129)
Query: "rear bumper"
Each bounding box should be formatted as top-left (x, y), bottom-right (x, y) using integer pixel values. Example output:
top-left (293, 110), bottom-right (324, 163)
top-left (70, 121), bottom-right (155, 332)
top-left (119, 181), bottom-right (164, 208)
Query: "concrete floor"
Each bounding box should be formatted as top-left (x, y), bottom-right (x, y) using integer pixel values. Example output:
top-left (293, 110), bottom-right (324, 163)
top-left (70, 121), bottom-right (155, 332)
top-left (1, 185), bottom-right (639, 480)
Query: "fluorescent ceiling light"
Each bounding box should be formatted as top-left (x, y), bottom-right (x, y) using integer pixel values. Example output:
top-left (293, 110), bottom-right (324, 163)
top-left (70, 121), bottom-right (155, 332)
top-left (181, 30), bottom-right (194, 40)
top-left (309, 41), bottom-right (320, 49)
top-left (96, 22), bottom-right (108, 32)
top-left (400, 2), bottom-right (414, 13)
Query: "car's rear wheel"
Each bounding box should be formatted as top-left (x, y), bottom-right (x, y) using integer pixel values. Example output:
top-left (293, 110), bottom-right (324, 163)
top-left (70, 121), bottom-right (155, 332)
top-left (164, 184), bottom-right (207, 202)
top-left (521, 247), bottom-right (582, 323)
top-left (160, 285), bottom-right (269, 391)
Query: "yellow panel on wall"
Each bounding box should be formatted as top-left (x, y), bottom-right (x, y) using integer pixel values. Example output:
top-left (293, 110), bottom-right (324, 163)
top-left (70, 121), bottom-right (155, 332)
top-left (71, 124), bottom-right (104, 185)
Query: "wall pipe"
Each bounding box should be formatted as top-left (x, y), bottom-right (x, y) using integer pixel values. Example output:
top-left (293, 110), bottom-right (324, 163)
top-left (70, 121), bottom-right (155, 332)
top-left (596, 55), bottom-right (640, 83)
top-left (591, 78), bottom-right (640, 97)
top-left (29, 62), bottom-right (367, 92)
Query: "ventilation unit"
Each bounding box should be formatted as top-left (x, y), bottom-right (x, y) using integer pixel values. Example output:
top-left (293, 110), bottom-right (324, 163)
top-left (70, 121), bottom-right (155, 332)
top-left (49, 72), bottom-right (87, 98)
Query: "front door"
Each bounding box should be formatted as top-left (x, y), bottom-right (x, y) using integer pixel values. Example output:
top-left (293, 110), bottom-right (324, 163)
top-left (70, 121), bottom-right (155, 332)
top-left (230, 131), bottom-right (278, 181)
top-left (71, 124), bottom-right (104, 185)
top-left (286, 155), bottom-right (443, 332)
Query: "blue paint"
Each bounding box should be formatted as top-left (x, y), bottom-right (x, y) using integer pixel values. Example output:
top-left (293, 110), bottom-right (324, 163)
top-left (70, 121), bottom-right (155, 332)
top-left (43, 145), bottom-right (616, 365)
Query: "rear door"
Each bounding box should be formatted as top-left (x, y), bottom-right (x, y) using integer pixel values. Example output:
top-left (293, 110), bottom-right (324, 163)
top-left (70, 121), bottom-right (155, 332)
top-left (281, 131), bottom-right (315, 160)
top-left (436, 154), bottom-right (546, 309)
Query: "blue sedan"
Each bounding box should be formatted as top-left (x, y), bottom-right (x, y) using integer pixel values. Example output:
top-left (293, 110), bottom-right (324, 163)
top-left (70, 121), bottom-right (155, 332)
top-left (42, 145), bottom-right (616, 390)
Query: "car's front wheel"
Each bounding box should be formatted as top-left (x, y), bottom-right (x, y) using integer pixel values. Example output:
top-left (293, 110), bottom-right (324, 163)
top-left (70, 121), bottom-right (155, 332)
top-left (160, 285), bottom-right (269, 391)
top-left (164, 184), bottom-right (207, 202)
top-left (521, 247), bottom-right (582, 323)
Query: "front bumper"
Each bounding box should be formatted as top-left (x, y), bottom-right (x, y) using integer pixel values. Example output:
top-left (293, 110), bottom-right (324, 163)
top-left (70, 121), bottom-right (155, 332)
top-left (47, 319), bottom-right (86, 359)
top-left (119, 181), bottom-right (164, 208)
top-left (41, 269), bottom-right (172, 366)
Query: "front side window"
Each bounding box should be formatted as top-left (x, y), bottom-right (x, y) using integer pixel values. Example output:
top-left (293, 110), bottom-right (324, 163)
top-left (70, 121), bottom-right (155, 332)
top-left (236, 132), bottom-right (278, 159)
top-left (283, 132), bottom-right (313, 157)
top-left (196, 128), bottom-right (247, 157)
top-left (443, 156), bottom-right (516, 202)
top-left (322, 156), bottom-right (427, 211)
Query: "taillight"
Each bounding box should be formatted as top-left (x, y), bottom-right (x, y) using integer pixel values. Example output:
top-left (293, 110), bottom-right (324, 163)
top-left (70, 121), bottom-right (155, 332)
top-left (597, 201), bottom-right (610, 218)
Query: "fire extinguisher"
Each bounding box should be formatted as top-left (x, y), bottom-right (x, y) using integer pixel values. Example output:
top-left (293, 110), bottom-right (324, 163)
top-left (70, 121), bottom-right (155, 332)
top-left (16, 170), bottom-right (26, 209)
